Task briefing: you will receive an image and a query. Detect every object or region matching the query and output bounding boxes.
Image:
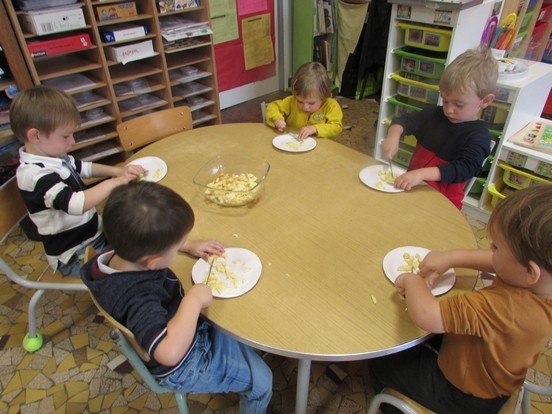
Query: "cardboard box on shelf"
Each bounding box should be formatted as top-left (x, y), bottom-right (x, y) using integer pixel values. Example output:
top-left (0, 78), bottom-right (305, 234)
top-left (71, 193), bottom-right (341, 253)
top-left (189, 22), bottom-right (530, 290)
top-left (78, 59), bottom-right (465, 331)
top-left (105, 40), bottom-right (154, 63)
top-left (20, 5), bottom-right (86, 35)
top-left (157, 0), bottom-right (175, 13)
top-left (175, 0), bottom-right (198, 9)
top-left (27, 33), bottom-right (92, 57)
top-left (96, 2), bottom-right (138, 21)
top-left (100, 24), bottom-right (148, 43)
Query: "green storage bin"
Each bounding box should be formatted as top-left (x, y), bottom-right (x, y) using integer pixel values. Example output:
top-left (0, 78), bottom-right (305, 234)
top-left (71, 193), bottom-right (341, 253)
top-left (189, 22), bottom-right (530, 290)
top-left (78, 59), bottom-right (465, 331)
top-left (392, 147), bottom-right (413, 168)
top-left (468, 177), bottom-right (486, 196)
top-left (391, 72), bottom-right (440, 105)
top-left (397, 22), bottom-right (452, 52)
top-left (387, 95), bottom-right (424, 117)
top-left (394, 47), bottom-right (447, 80)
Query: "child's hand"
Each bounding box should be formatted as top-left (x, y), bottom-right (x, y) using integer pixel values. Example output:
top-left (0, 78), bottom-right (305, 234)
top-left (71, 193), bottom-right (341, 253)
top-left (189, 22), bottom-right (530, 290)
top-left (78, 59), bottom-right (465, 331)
top-left (180, 239), bottom-right (225, 260)
top-left (274, 119), bottom-right (286, 132)
top-left (187, 283), bottom-right (213, 308)
top-left (396, 272), bottom-right (433, 293)
top-left (381, 138), bottom-right (399, 160)
top-left (299, 125), bottom-right (317, 139)
top-left (122, 164), bottom-right (146, 178)
top-left (393, 170), bottom-right (425, 191)
top-left (109, 174), bottom-right (136, 187)
top-left (395, 273), bottom-right (409, 295)
top-left (419, 251), bottom-right (451, 288)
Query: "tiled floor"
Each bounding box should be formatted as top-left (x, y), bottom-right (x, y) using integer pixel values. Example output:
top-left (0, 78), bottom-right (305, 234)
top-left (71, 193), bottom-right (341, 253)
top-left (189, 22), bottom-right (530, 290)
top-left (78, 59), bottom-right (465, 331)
top-left (1, 93), bottom-right (550, 414)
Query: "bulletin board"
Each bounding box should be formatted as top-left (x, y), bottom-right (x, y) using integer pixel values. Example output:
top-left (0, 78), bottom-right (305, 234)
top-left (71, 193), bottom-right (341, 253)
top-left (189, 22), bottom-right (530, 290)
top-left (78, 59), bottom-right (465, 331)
top-left (212, 0), bottom-right (276, 92)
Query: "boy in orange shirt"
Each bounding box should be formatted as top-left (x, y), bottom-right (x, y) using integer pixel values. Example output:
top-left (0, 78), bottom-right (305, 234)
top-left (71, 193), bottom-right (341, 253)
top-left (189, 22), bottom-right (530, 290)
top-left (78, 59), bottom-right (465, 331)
top-left (369, 185), bottom-right (552, 413)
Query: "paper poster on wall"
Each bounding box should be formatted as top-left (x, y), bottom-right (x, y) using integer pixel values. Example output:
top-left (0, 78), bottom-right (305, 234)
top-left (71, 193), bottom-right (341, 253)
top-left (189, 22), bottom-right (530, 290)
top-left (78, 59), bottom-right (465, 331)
top-left (210, 0), bottom-right (239, 44)
top-left (242, 13), bottom-right (273, 70)
top-left (213, 0), bottom-right (275, 92)
top-left (237, 0), bottom-right (267, 15)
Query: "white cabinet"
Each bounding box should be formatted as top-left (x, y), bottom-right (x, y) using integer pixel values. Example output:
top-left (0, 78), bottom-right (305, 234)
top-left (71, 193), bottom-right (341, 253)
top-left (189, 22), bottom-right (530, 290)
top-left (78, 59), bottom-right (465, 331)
top-left (375, 0), bottom-right (496, 166)
top-left (374, 0), bottom-right (552, 221)
top-left (462, 62), bottom-right (552, 220)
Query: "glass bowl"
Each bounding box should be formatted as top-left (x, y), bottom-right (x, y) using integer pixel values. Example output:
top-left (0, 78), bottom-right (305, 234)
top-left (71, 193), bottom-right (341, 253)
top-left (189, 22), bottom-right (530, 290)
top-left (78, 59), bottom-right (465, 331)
top-left (193, 155), bottom-right (270, 206)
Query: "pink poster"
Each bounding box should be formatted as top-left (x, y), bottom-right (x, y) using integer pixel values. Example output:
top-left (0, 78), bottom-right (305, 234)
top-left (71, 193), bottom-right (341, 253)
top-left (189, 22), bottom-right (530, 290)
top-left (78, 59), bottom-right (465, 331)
top-left (237, 0), bottom-right (267, 16)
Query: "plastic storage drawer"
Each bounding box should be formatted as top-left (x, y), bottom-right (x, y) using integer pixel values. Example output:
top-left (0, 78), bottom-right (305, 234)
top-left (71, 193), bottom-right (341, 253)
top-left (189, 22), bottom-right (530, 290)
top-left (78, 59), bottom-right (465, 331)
top-left (479, 101), bottom-right (509, 129)
top-left (387, 95), bottom-right (423, 117)
top-left (392, 147), bottom-right (413, 168)
top-left (469, 177), bottom-right (486, 196)
top-left (391, 73), bottom-right (440, 104)
top-left (397, 22), bottom-right (452, 52)
top-left (394, 47), bottom-right (447, 79)
top-left (498, 162), bottom-right (551, 190)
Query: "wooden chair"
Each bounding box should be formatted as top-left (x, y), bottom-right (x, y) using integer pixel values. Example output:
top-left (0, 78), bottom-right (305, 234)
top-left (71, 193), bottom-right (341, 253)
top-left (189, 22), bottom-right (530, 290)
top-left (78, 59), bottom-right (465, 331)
top-left (117, 106), bottom-right (193, 152)
top-left (84, 255), bottom-right (189, 414)
top-left (260, 101), bottom-right (267, 124)
top-left (0, 178), bottom-right (88, 352)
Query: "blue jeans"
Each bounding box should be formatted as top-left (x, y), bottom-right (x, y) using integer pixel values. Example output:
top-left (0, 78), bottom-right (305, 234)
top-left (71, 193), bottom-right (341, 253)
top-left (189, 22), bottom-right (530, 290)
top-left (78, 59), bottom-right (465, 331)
top-left (159, 322), bottom-right (272, 414)
top-left (58, 234), bottom-right (108, 277)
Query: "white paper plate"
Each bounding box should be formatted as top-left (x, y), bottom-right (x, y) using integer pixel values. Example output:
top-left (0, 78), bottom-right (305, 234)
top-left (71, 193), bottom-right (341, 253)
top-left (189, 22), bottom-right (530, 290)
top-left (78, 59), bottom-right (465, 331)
top-left (359, 164), bottom-right (406, 193)
top-left (192, 248), bottom-right (262, 298)
top-left (127, 156), bottom-right (167, 182)
top-left (272, 134), bottom-right (317, 152)
top-left (382, 246), bottom-right (456, 296)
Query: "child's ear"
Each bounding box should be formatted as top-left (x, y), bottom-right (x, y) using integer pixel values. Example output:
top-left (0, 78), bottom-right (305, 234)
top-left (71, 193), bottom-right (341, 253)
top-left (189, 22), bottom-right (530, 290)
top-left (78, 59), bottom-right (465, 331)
top-left (26, 128), bottom-right (41, 143)
top-left (526, 260), bottom-right (542, 286)
top-left (480, 93), bottom-right (495, 109)
top-left (144, 255), bottom-right (163, 270)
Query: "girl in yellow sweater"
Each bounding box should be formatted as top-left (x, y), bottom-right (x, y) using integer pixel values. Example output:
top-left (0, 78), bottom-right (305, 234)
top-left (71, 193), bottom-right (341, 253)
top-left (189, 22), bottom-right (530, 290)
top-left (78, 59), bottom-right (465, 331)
top-left (265, 62), bottom-right (343, 139)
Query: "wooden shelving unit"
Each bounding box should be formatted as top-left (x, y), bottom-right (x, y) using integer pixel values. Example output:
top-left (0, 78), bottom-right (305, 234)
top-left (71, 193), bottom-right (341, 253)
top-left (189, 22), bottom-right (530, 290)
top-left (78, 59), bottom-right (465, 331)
top-left (503, 0), bottom-right (552, 61)
top-left (2, 0), bottom-right (221, 164)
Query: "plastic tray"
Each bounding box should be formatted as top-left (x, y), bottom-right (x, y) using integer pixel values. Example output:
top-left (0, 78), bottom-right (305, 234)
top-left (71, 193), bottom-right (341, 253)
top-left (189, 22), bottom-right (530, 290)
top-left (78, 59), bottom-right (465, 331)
top-left (394, 47), bottom-right (447, 80)
top-left (498, 162), bottom-right (551, 190)
top-left (387, 95), bottom-right (423, 117)
top-left (392, 147), bottom-right (413, 168)
top-left (391, 72), bottom-right (440, 105)
top-left (397, 22), bottom-right (452, 52)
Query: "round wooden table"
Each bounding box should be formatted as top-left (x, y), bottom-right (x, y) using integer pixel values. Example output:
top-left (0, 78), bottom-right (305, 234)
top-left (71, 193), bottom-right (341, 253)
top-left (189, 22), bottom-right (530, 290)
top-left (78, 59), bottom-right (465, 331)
top-left (129, 123), bottom-right (478, 413)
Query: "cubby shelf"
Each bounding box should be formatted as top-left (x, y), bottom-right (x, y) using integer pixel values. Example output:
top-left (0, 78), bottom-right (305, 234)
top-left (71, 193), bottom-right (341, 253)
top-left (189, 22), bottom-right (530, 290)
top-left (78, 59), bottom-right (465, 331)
top-left (2, 0), bottom-right (221, 164)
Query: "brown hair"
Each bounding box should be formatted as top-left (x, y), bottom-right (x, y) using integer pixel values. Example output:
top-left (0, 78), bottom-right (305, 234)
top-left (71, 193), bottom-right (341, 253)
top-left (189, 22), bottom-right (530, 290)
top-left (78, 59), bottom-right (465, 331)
top-left (291, 62), bottom-right (332, 101)
top-left (9, 85), bottom-right (81, 143)
top-left (439, 48), bottom-right (498, 98)
top-left (103, 181), bottom-right (195, 262)
top-left (488, 185), bottom-right (552, 272)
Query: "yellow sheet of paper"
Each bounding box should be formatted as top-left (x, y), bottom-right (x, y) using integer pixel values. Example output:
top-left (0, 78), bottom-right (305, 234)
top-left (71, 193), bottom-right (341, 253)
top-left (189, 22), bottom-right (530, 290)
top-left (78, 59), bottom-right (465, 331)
top-left (210, 0), bottom-right (238, 44)
top-left (242, 13), bottom-right (274, 70)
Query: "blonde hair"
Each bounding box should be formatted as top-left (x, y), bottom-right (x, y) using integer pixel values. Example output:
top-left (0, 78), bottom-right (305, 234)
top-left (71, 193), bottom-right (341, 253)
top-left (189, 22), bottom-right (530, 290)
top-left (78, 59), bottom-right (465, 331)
top-left (488, 186), bottom-right (552, 273)
top-left (10, 85), bottom-right (81, 143)
top-left (291, 62), bottom-right (332, 100)
top-left (439, 49), bottom-right (498, 98)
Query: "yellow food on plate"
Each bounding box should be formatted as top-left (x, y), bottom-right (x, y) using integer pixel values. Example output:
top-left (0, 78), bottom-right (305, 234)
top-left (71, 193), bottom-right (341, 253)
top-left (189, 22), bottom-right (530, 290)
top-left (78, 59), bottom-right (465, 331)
top-left (397, 252), bottom-right (423, 273)
top-left (204, 172), bottom-right (260, 206)
top-left (284, 140), bottom-right (307, 150)
top-left (377, 169), bottom-right (399, 186)
top-left (151, 168), bottom-right (163, 180)
top-left (204, 253), bottom-right (251, 294)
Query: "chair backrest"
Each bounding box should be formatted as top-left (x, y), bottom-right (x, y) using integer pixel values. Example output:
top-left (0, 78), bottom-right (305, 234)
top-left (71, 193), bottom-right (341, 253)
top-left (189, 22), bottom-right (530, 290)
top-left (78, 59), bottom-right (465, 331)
top-left (117, 106), bottom-right (193, 152)
top-left (88, 292), bottom-right (151, 361)
top-left (520, 371), bottom-right (552, 413)
top-left (0, 177), bottom-right (28, 242)
top-left (89, 293), bottom-right (190, 413)
top-left (260, 101), bottom-right (267, 124)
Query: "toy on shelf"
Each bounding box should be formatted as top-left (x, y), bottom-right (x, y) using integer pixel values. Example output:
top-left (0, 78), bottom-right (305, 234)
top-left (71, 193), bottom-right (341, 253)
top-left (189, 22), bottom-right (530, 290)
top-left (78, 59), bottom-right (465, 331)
top-left (509, 120), bottom-right (552, 154)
